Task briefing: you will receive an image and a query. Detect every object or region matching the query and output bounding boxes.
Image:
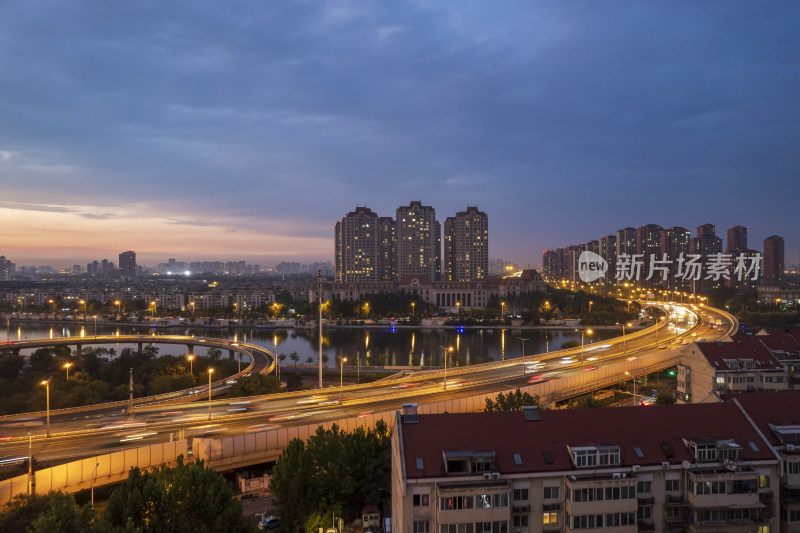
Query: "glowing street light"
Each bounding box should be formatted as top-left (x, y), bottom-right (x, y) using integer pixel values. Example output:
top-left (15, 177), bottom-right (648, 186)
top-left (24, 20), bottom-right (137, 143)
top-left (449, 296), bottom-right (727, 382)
top-left (441, 346), bottom-right (453, 390)
top-left (339, 356), bottom-right (348, 402)
top-left (79, 299), bottom-right (86, 319)
top-left (114, 300), bottom-right (121, 317)
top-left (48, 299), bottom-right (55, 318)
top-left (411, 302), bottom-right (416, 317)
top-left (500, 301), bottom-right (506, 320)
top-left (207, 368), bottom-right (214, 420)
top-left (64, 362), bottom-right (71, 381)
top-left (625, 371), bottom-right (638, 406)
top-left (578, 328), bottom-right (593, 362)
top-left (41, 379), bottom-right (51, 438)
top-left (187, 355), bottom-right (193, 376)
top-left (190, 301), bottom-right (196, 314)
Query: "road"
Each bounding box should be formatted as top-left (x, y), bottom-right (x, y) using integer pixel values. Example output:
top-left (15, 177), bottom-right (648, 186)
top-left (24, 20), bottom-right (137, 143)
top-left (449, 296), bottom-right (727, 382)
top-left (0, 303), bottom-right (736, 466)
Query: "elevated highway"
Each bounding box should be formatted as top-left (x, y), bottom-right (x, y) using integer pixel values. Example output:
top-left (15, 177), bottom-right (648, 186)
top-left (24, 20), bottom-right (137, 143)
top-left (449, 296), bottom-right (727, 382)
top-left (0, 304), bottom-right (736, 469)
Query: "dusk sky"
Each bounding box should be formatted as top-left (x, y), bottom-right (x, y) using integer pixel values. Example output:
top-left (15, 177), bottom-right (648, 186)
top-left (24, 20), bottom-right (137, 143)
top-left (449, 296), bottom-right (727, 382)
top-left (1, 1), bottom-right (798, 269)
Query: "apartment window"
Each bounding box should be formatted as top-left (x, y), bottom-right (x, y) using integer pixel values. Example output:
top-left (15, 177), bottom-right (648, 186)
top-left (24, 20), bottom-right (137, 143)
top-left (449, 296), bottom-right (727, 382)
top-left (475, 522), bottom-right (508, 533)
top-left (512, 515), bottom-right (528, 528)
top-left (543, 486), bottom-right (559, 500)
top-left (637, 505), bottom-right (652, 520)
top-left (413, 521), bottom-right (430, 533)
top-left (758, 475), bottom-right (770, 489)
top-left (414, 494), bottom-right (430, 507)
top-left (542, 512), bottom-right (558, 525)
top-left (440, 524), bottom-right (474, 533)
top-left (513, 488), bottom-right (529, 501)
top-left (695, 481), bottom-right (726, 495)
top-left (786, 462), bottom-right (800, 475)
top-left (637, 480), bottom-right (652, 494)
top-left (440, 496), bottom-right (474, 510)
top-left (665, 479), bottom-right (680, 492)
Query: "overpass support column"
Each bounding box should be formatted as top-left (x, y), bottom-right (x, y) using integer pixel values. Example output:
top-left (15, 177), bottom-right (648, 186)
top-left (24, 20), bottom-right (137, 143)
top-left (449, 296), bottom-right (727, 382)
top-left (187, 344), bottom-right (194, 357)
top-left (76, 344), bottom-right (82, 356)
top-left (138, 342), bottom-right (143, 354)
top-left (229, 350), bottom-right (235, 360)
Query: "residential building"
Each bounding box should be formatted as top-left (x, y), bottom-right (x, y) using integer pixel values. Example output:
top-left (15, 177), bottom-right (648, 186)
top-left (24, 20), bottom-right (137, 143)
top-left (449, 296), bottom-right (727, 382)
top-left (676, 335), bottom-right (790, 404)
top-left (727, 226), bottom-right (748, 253)
top-left (119, 251), bottom-right (136, 279)
top-left (397, 202), bottom-right (442, 281)
top-left (392, 401), bottom-right (779, 533)
top-left (378, 216), bottom-right (397, 282)
top-left (764, 236), bottom-right (785, 285)
top-left (335, 206), bottom-right (381, 283)
top-left (444, 207), bottom-right (488, 282)
top-left (660, 227), bottom-right (691, 292)
top-left (599, 235), bottom-right (617, 284)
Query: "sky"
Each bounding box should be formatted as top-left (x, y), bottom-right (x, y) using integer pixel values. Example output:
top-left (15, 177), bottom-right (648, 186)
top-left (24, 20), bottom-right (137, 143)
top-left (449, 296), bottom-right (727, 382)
top-left (1, 1), bottom-right (799, 269)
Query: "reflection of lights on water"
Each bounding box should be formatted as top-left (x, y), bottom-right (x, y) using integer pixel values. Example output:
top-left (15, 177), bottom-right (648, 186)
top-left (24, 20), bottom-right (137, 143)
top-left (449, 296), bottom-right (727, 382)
top-left (365, 334), bottom-right (369, 349)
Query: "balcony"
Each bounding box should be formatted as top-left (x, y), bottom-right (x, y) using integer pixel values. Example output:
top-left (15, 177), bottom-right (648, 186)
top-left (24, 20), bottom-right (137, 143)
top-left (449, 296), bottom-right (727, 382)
top-left (512, 504), bottom-right (530, 514)
top-left (637, 520), bottom-right (655, 532)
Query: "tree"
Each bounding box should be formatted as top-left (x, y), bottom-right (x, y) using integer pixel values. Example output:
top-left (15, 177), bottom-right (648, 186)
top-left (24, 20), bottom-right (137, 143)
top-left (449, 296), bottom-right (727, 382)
top-left (485, 389), bottom-right (541, 412)
top-left (567, 395), bottom-right (603, 408)
top-left (278, 353), bottom-right (287, 367)
top-left (100, 457), bottom-right (252, 532)
top-left (305, 356), bottom-right (313, 365)
top-left (270, 421), bottom-right (391, 531)
top-left (227, 374), bottom-right (281, 397)
top-left (289, 351), bottom-right (300, 367)
top-left (654, 390), bottom-right (676, 404)
top-left (0, 492), bottom-right (92, 533)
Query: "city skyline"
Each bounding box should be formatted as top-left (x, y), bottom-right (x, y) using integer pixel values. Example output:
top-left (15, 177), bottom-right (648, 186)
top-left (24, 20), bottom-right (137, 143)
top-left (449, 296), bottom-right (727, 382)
top-left (1, 2), bottom-right (799, 267)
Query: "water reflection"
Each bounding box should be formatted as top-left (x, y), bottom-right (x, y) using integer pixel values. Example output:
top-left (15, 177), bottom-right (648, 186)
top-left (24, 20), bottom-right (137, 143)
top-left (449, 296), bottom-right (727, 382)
top-left (3, 323), bottom-right (616, 368)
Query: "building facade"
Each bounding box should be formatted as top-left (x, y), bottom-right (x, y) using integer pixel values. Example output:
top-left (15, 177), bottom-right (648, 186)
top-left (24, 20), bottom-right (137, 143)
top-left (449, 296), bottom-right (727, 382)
top-left (397, 202), bottom-right (442, 282)
top-left (335, 207), bottom-right (381, 283)
top-left (763, 236), bottom-right (785, 285)
top-left (393, 400), bottom-right (781, 533)
top-left (444, 207), bottom-right (489, 282)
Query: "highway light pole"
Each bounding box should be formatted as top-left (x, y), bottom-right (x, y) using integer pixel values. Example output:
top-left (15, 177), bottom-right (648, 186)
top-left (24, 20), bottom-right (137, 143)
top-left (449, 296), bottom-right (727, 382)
top-left (339, 356), bottom-right (348, 403)
top-left (318, 270), bottom-right (323, 389)
top-left (91, 462), bottom-right (99, 510)
top-left (579, 329), bottom-right (593, 363)
top-left (441, 346), bottom-right (453, 390)
top-left (187, 355), bottom-right (193, 377)
top-left (64, 362), bottom-right (71, 382)
top-left (207, 368), bottom-right (214, 421)
top-left (41, 379), bottom-right (51, 438)
top-left (516, 336), bottom-right (529, 376)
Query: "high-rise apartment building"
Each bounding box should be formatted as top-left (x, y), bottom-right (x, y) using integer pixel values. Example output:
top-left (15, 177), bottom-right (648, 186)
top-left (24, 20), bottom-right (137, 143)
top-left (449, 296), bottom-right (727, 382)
top-left (763, 235), bottom-right (785, 284)
top-left (696, 224), bottom-right (723, 292)
top-left (396, 202), bottom-right (441, 281)
top-left (443, 207), bottom-right (488, 282)
top-left (119, 251), bottom-right (136, 279)
top-left (542, 249), bottom-right (564, 281)
top-left (637, 224), bottom-right (663, 287)
top-left (0, 256), bottom-right (13, 281)
top-left (726, 225), bottom-right (748, 253)
top-left (660, 226), bottom-right (691, 290)
top-left (616, 227), bottom-right (637, 258)
top-left (598, 235), bottom-right (616, 283)
top-left (377, 217), bottom-right (396, 282)
top-left (334, 207), bottom-right (381, 283)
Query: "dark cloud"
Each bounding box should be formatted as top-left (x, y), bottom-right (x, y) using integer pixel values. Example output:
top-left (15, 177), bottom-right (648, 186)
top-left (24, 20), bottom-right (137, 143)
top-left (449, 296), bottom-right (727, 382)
top-left (0, 1), bottom-right (798, 264)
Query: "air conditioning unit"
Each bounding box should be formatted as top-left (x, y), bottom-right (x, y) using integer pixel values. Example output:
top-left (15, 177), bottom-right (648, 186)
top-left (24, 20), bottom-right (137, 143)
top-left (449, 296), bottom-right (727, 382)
top-left (483, 473), bottom-right (491, 480)
top-left (612, 473), bottom-right (622, 479)
top-left (788, 444), bottom-right (796, 451)
top-left (662, 461), bottom-right (670, 469)
top-left (632, 465), bottom-right (641, 472)
top-left (492, 472), bottom-right (500, 479)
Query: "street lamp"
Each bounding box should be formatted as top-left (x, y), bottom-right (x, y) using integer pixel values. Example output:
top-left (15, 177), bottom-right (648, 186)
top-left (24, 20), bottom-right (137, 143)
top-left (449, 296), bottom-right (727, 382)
top-left (187, 355), bottom-right (193, 376)
top-left (619, 322), bottom-right (633, 354)
top-left (516, 336), bottom-right (530, 376)
top-left (79, 300), bottom-right (86, 319)
top-left (151, 300), bottom-right (157, 316)
top-left (625, 371), bottom-right (638, 406)
top-left (93, 315), bottom-right (97, 339)
top-left (500, 301), bottom-right (506, 320)
top-left (456, 301), bottom-right (461, 316)
top-left (41, 379), bottom-right (51, 438)
top-left (441, 346), bottom-right (453, 390)
top-left (339, 356), bottom-right (348, 403)
top-left (91, 462), bottom-right (100, 510)
top-left (411, 302), bottom-right (415, 317)
top-left (48, 299), bottom-right (55, 318)
top-left (207, 368), bottom-right (214, 420)
top-left (190, 301), bottom-right (195, 314)
top-left (114, 300), bottom-right (121, 317)
top-left (64, 362), bottom-right (71, 382)
top-left (578, 329), bottom-right (593, 362)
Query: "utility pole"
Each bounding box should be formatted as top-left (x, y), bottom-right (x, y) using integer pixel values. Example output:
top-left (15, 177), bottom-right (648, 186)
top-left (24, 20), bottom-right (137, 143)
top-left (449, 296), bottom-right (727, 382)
top-left (128, 368), bottom-right (133, 413)
top-left (318, 270), bottom-right (323, 389)
top-left (27, 432), bottom-right (33, 495)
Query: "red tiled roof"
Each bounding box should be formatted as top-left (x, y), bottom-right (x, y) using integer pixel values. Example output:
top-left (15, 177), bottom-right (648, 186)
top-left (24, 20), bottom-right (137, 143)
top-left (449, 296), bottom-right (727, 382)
top-left (728, 391), bottom-right (800, 447)
top-left (695, 337), bottom-right (783, 371)
top-left (755, 329), bottom-right (800, 354)
top-left (400, 402), bottom-right (774, 479)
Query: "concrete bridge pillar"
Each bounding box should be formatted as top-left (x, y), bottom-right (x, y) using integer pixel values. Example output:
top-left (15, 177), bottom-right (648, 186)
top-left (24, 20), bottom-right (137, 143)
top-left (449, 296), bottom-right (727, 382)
top-left (187, 344), bottom-right (194, 357)
top-left (138, 342), bottom-right (143, 354)
top-left (229, 350), bottom-right (235, 360)
top-left (76, 344), bottom-right (82, 356)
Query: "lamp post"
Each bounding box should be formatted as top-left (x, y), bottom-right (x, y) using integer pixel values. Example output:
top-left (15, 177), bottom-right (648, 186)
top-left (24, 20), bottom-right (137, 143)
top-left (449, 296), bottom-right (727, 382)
top-left (207, 368), bottom-right (214, 420)
top-left (151, 300), bottom-right (157, 316)
top-left (114, 300), bottom-right (121, 318)
top-left (80, 299), bottom-right (86, 320)
top-left (626, 371), bottom-right (638, 406)
top-left (91, 462), bottom-right (100, 510)
top-left (190, 301), bottom-right (196, 315)
top-left (411, 302), bottom-right (415, 317)
top-left (578, 328), bottom-right (593, 363)
top-left (620, 322), bottom-right (632, 354)
top-left (48, 299), bottom-right (55, 319)
top-left (64, 362), bottom-right (71, 382)
top-left (93, 315), bottom-right (97, 339)
top-left (441, 346), bottom-right (453, 390)
top-left (339, 356), bottom-right (348, 403)
top-left (187, 355), bottom-right (193, 376)
top-left (500, 301), bottom-right (505, 321)
top-left (41, 379), bottom-right (50, 438)
top-left (516, 336), bottom-right (529, 376)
